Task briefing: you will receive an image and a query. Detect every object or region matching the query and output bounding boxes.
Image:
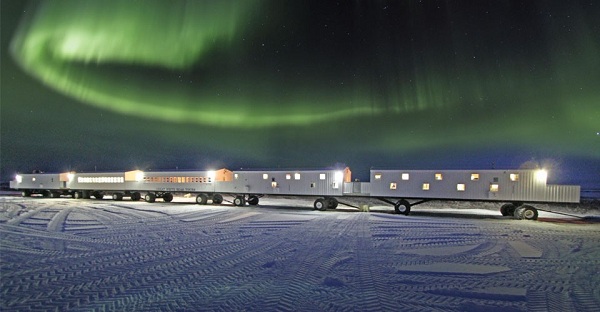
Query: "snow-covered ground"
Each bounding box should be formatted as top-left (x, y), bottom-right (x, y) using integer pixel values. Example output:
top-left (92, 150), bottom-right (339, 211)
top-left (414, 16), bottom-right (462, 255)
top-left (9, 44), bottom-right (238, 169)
top-left (1, 195), bottom-right (599, 311)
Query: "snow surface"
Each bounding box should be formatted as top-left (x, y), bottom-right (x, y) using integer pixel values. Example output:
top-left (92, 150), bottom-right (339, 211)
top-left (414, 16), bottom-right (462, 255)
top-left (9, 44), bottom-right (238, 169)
top-left (1, 195), bottom-right (599, 311)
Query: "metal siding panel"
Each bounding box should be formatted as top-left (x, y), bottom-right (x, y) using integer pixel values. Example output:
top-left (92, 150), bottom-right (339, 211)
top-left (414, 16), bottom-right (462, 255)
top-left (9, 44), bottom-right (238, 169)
top-left (368, 169), bottom-right (579, 203)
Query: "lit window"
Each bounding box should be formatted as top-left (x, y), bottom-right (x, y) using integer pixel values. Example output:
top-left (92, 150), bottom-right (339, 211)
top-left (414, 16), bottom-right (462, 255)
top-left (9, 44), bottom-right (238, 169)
top-left (319, 173), bottom-right (326, 180)
top-left (457, 184), bottom-right (466, 191)
top-left (490, 184), bottom-right (499, 192)
top-left (294, 173), bottom-right (301, 180)
top-left (374, 173), bottom-right (382, 180)
top-left (262, 173), bottom-right (268, 180)
top-left (234, 174), bottom-right (239, 179)
top-left (390, 182), bottom-right (397, 190)
top-left (271, 181), bottom-right (278, 188)
top-left (286, 173), bottom-right (291, 180)
top-left (471, 173), bottom-right (479, 181)
top-left (435, 173), bottom-right (443, 180)
top-left (423, 183), bottom-right (430, 190)
top-left (402, 173), bottom-right (410, 180)
top-left (510, 173), bottom-right (519, 181)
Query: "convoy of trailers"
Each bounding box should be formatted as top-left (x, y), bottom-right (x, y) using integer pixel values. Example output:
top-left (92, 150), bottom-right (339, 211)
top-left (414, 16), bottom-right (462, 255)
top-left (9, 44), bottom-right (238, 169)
top-left (9, 167), bottom-right (580, 220)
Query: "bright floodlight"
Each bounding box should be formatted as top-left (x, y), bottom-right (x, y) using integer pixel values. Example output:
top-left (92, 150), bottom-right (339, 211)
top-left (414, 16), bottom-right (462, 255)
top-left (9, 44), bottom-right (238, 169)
top-left (16, 175), bottom-right (23, 183)
top-left (135, 171), bottom-right (144, 182)
top-left (67, 173), bottom-right (75, 182)
top-left (207, 170), bottom-right (216, 182)
top-left (535, 169), bottom-right (548, 183)
top-left (335, 171), bottom-right (344, 183)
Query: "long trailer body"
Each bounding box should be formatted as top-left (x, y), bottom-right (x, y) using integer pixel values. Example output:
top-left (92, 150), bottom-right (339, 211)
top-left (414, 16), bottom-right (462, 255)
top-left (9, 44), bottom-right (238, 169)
top-left (364, 169), bottom-right (580, 219)
top-left (9, 166), bottom-right (580, 220)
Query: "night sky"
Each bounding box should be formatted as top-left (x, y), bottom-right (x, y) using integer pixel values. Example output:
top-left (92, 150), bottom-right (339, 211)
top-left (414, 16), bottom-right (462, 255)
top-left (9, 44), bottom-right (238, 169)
top-left (1, 0), bottom-right (599, 187)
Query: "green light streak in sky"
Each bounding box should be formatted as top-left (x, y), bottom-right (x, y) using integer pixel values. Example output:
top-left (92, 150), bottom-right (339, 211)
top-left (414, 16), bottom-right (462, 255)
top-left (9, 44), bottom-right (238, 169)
top-left (9, 0), bottom-right (390, 127)
top-left (8, 0), bottom-right (600, 144)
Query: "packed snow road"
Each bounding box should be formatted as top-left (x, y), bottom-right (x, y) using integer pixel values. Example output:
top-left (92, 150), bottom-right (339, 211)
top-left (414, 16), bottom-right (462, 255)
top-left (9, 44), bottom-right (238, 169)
top-left (1, 196), bottom-right (599, 311)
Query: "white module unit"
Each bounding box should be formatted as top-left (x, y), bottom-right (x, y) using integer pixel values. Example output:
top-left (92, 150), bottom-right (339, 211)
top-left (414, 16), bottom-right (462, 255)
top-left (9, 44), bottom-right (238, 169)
top-left (219, 168), bottom-right (351, 197)
top-left (369, 169), bottom-right (580, 203)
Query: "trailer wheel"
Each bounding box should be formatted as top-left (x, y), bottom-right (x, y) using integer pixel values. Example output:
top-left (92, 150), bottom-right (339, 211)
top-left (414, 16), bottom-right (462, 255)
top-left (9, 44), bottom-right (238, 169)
top-left (73, 191), bottom-right (82, 199)
top-left (514, 207), bottom-right (525, 220)
top-left (248, 195), bottom-right (259, 206)
top-left (50, 192), bottom-right (60, 198)
top-left (163, 193), bottom-right (174, 202)
top-left (131, 192), bottom-right (141, 201)
top-left (395, 199), bottom-right (411, 215)
top-left (112, 193), bottom-right (123, 201)
top-left (196, 193), bottom-right (208, 205)
top-left (93, 192), bottom-right (103, 200)
top-left (82, 191), bottom-right (91, 199)
top-left (314, 198), bottom-right (327, 211)
top-left (500, 203), bottom-right (515, 216)
top-left (520, 205), bottom-right (538, 221)
top-left (327, 197), bottom-right (338, 209)
top-left (145, 193), bottom-right (156, 203)
top-left (234, 196), bottom-right (246, 206)
top-left (212, 194), bottom-right (223, 205)
top-left (21, 191), bottom-right (31, 197)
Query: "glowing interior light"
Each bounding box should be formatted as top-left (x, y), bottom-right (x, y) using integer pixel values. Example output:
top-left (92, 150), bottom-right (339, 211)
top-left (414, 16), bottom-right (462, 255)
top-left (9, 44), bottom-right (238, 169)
top-left (535, 169), bottom-right (548, 183)
top-left (335, 171), bottom-right (344, 183)
top-left (16, 175), bottom-right (23, 183)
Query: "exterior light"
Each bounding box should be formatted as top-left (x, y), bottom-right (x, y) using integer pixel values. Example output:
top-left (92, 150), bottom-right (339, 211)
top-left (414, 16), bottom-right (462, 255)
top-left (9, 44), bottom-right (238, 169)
top-left (535, 169), bottom-right (547, 183)
top-left (207, 171), bottom-right (216, 182)
top-left (16, 175), bottom-right (23, 183)
top-left (67, 173), bottom-right (75, 182)
top-left (136, 171), bottom-right (144, 182)
top-left (335, 171), bottom-right (344, 183)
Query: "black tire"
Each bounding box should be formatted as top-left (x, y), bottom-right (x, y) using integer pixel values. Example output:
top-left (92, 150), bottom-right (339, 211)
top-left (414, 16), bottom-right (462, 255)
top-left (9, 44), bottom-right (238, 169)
top-left (50, 192), bottom-right (60, 198)
top-left (234, 196), bottom-right (246, 206)
top-left (314, 198), bottom-right (327, 211)
top-left (212, 194), bottom-right (223, 205)
top-left (327, 197), bottom-right (338, 209)
top-left (112, 193), bottom-right (123, 201)
top-left (21, 190), bottom-right (31, 197)
top-left (73, 191), bottom-right (82, 199)
top-left (42, 190), bottom-right (51, 198)
top-left (514, 207), bottom-right (526, 220)
top-left (145, 193), bottom-right (156, 203)
top-left (394, 199), bottom-right (411, 215)
top-left (196, 193), bottom-right (208, 205)
top-left (93, 192), bottom-right (103, 200)
top-left (520, 205), bottom-right (539, 221)
top-left (163, 193), bottom-right (174, 203)
top-left (131, 192), bottom-right (141, 201)
top-left (500, 203), bottom-right (515, 216)
top-left (82, 190), bottom-right (91, 199)
top-left (248, 195), bottom-right (259, 206)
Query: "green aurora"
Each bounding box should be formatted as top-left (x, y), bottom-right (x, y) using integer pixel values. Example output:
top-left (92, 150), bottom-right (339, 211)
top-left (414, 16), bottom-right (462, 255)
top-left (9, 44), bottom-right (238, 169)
top-left (2, 0), bottom-right (599, 184)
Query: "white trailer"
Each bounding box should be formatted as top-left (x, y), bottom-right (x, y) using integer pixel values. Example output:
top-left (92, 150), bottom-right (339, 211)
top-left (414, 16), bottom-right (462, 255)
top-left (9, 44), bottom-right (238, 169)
top-left (9, 167), bottom-right (581, 220)
top-left (366, 169), bottom-right (581, 219)
top-left (216, 168), bottom-right (352, 209)
top-left (10, 172), bottom-right (64, 198)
